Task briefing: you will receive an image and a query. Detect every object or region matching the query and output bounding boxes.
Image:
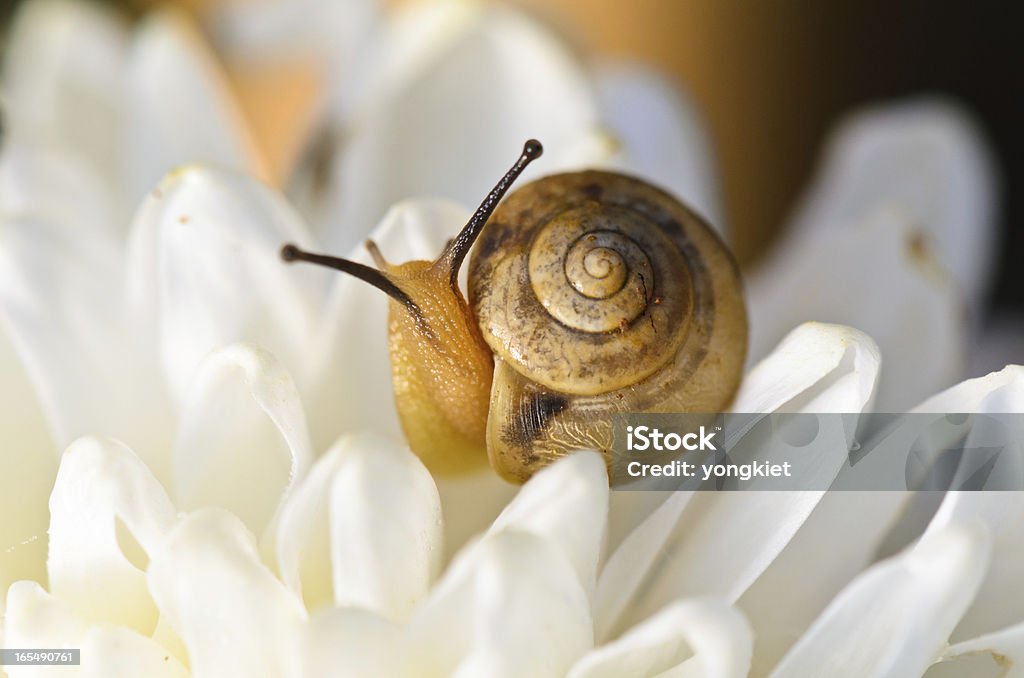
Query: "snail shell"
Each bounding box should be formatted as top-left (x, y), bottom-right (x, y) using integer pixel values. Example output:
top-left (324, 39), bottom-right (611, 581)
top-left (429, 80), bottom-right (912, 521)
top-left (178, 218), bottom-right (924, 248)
top-left (470, 171), bottom-right (747, 483)
top-left (281, 141), bottom-right (747, 484)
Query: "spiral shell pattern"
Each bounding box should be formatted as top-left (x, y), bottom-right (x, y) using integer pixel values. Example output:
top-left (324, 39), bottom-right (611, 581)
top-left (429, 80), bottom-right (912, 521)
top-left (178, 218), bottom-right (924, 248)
top-left (468, 170), bottom-right (747, 481)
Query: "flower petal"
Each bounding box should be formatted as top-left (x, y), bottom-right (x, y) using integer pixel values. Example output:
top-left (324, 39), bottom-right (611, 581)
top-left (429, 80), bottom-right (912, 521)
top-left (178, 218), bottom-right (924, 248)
top-left (596, 323), bottom-right (880, 640)
top-left (275, 432), bottom-right (442, 621)
top-left (748, 207), bottom-right (960, 411)
top-left (594, 62), bottom-right (724, 232)
top-left (301, 607), bottom-right (403, 678)
top-left (3, 580), bottom-right (85, 658)
top-left (209, 0), bottom-right (378, 72)
top-left (0, 214), bottom-right (172, 465)
top-left (940, 622), bottom-right (1024, 677)
top-left (125, 166), bottom-right (324, 404)
top-left (732, 322), bottom-right (881, 414)
top-left (784, 98), bottom-right (997, 308)
top-left (147, 509), bottom-right (307, 678)
top-left (2, 0), bottom-right (127, 186)
top-left (0, 324), bottom-right (55, 592)
top-left (487, 451), bottom-right (608, 597)
top-left (317, 0), bottom-right (603, 253)
top-left (855, 367), bottom-right (1024, 649)
top-left (406, 530), bottom-right (592, 677)
top-left (2, 582), bottom-right (189, 678)
top-left (173, 343), bottom-right (312, 540)
top-left (47, 437), bottom-right (175, 634)
top-left (737, 491), bottom-right (912, 675)
top-left (0, 140), bottom-right (115, 237)
top-left (80, 626), bottom-right (190, 678)
top-left (302, 199), bottom-right (468, 450)
top-left (769, 522), bottom-right (991, 677)
top-left (568, 599), bottom-right (753, 678)
top-left (123, 8), bottom-right (262, 204)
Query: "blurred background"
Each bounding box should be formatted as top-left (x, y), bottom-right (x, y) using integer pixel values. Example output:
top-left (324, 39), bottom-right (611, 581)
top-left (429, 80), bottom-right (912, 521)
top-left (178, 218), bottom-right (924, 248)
top-left (1, 0), bottom-right (1020, 307)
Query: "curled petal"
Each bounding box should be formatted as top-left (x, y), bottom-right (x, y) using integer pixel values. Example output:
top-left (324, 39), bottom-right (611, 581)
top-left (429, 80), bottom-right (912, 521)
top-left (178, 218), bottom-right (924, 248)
top-left (147, 509), bottom-right (307, 678)
top-left (173, 343), bottom-right (312, 539)
top-left (47, 437), bottom-right (175, 633)
top-left (487, 451), bottom-right (609, 597)
top-left (940, 622), bottom-right (1024, 677)
top-left (406, 530), bottom-right (592, 677)
top-left (769, 522), bottom-right (991, 677)
top-left (569, 599), bottom-right (752, 678)
top-left (733, 322), bottom-right (881, 414)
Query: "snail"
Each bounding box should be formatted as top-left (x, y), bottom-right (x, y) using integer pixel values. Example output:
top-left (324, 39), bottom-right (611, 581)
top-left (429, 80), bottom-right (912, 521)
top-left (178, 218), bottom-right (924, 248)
top-left (281, 140), bottom-right (747, 483)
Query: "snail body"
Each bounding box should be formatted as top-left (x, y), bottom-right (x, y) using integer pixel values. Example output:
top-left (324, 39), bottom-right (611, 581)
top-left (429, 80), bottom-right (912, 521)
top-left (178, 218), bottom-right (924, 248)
top-left (283, 141), bottom-right (747, 483)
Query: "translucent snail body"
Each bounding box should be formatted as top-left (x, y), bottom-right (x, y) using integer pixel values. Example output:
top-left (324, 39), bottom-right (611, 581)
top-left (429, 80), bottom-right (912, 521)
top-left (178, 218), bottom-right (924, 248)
top-left (282, 141), bottom-right (748, 483)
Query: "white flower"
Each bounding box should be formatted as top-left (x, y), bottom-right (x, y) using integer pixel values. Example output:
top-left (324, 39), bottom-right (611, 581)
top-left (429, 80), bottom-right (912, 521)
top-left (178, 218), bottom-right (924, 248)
top-left (0, 0), bottom-right (1021, 677)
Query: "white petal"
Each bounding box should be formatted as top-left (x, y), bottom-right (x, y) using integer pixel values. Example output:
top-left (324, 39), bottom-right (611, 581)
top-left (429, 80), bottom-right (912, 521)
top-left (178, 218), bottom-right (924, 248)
top-left (327, 434), bottom-right (442, 622)
top-left (487, 451), bottom-right (608, 596)
top-left (0, 323), bottom-right (55, 592)
top-left (970, 315), bottom-right (1024, 378)
top-left (209, 0), bottom-right (378, 74)
top-left (435, 471), bottom-right (520, 562)
top-left (940, 622), bottom-right (1024, 677)
top-left (738, 491), bottom-right (912, 674)
top-left (173, 343), bottom-right (312, 539)
top-left (569, 599), bottom-right (752, 678)
top-left (80, 626), bottom-right (189, 678)
top-left (0, 214), bottom-right (172, 464)
top-left (769, 522), bottom-right (991, 678)
top-left (2, 0), bottom-right (127, 185)
top-left (125, 166), bottom-right (324, 403)
top-left (406, 530), bottom-right (592, 677)
top-left (301, 607), bottom-right (403, 678)
top-left (785, 98), bottom-right (997, 308)
top-left (123, 9), bottom-right (261, 205)
top-left (47, 437), bottom-right (175, 633)
top-left (302, 198), bottom-right (469, 451)
top-left (147, 509), bottom-right (307, 678)
top-left (748, 207), bottom-right (960, 411)
top-left (913, 364), bottom-right (1024, 413)
top-left (733, 322), bottom-right (881, 414)
top-left (0, 140), bottom-right (115, 238)
top-left (594, 62), bottom-right (724, 232)
top-left (596, 323), bottom-right (880, 640)
top-left (319, 1), bottom-right (602, 253)
top-left (276, 433), bottom-right (441, 621)
top-left (904, 368), bottom-right (1024, 645)
top-left (3, 580), bottom-right (86, 656)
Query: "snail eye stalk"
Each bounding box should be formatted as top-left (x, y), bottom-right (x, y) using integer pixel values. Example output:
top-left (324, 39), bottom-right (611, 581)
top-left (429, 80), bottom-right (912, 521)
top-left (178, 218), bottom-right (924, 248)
top-left (279, 139), bottom-right (543, 293)
top-left (437, 139), bottom-right (543, 286)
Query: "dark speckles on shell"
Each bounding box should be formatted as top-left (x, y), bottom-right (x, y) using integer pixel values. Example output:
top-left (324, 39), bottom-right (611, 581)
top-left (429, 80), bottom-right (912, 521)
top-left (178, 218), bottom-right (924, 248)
top-left (470, 170), bottom-right (748, 482)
